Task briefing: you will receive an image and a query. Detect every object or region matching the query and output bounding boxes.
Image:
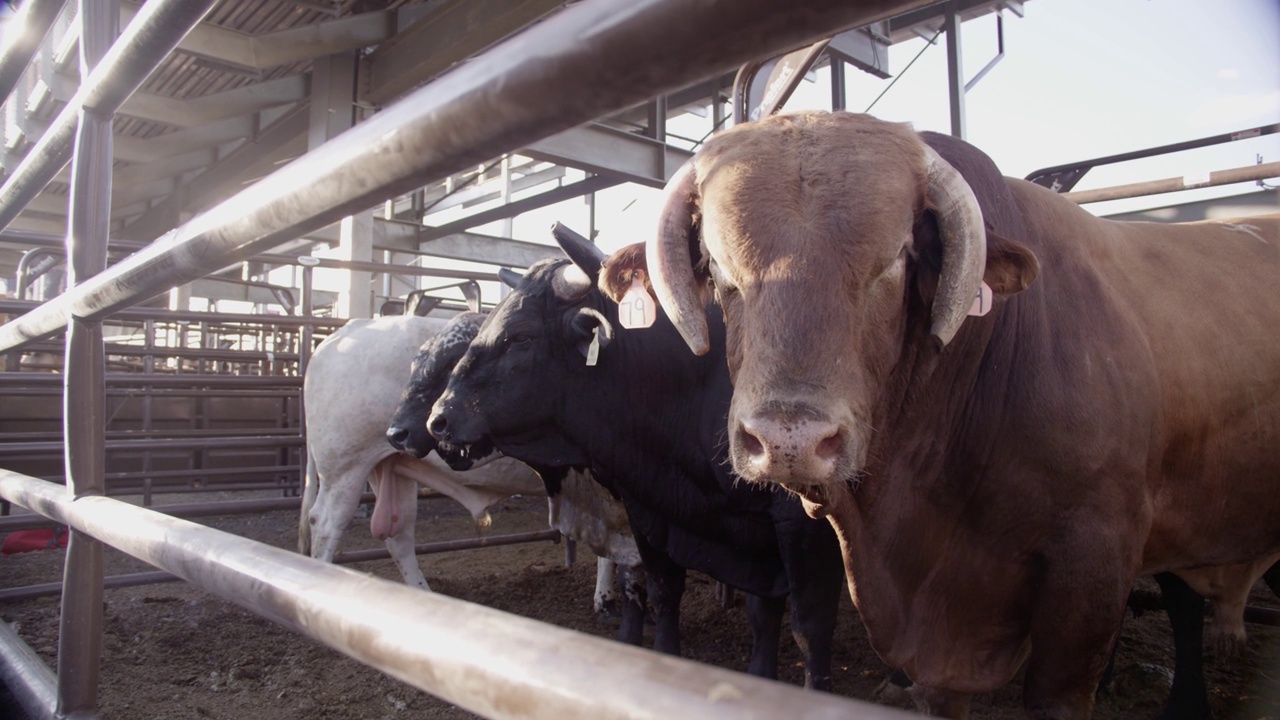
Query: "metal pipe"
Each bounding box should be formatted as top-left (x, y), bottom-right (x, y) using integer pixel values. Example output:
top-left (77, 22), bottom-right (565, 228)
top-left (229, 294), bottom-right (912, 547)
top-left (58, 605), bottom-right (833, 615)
top-left (0, 0), bottom-right (934, 354)
top-left (0, 435), bottom-right (305, 454)
top-left (0, 0), bottom-right (68, 107)
top-left (0, 372), bottom-right (303, 387)
top-left (0, 299), bottom-right (346, 329)
top-left (0, 467), bottom-right (912, 720)
top-left (56, 1), bottom-right (118, 712)
top-left (1063, 161), bottom-right (1280, 204)
top-left (0, 528), bottom-right (561, 602)
top-left (0, 0), bottom-right (218, 236)
top-left (0, 619), bottom-right (58, 720)
top-left (0, 493), bottom-right (310, 532)
top-left (13, 249), bottom-right (63, 300)
top-left (333, 528), bottom-right (562, 563)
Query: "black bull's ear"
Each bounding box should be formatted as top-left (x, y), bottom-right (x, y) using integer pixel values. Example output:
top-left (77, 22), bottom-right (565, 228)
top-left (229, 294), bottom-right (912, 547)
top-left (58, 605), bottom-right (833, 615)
top-left (564, 306), bottom-right (614, 360)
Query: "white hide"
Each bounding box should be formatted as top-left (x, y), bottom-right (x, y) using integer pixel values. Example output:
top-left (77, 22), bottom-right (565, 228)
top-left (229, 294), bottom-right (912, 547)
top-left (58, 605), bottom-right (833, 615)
top-left (550, 469), bottom-right (643, 614)
top-left (299, 316), bottom-right (542, 590)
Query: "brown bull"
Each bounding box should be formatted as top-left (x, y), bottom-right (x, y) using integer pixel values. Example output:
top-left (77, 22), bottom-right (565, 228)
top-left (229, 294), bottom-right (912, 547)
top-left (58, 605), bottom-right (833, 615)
top-left (647, 110), bottom-right (1280, 719)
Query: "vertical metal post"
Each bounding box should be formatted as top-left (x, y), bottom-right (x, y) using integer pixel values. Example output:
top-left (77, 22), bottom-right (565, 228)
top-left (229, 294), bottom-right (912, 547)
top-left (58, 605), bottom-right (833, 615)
top-left (830, 57), bottom-right (846, 111)
top-left (499, 155), bottom-right (513, 239)
top-left (58, 0), bottom-right (116, 715)
top-left (944, 0), bottom-right (966, 139)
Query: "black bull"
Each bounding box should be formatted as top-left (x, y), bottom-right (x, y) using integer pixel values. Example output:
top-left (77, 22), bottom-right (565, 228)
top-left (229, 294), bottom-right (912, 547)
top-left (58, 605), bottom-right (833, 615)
top-left (421, 227), bottom-right (847, 690)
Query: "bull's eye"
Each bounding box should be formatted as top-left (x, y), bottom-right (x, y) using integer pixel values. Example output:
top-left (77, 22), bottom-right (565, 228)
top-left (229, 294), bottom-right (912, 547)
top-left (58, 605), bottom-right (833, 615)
top-left (505, 332), bottom-right (533, 346)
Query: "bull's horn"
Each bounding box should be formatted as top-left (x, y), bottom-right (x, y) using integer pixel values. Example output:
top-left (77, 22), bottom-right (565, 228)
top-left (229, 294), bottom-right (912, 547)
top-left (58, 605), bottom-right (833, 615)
top-left (922, 144), bottom-right (986, 347)
top-left (645, 160), bottom-right (710, 355)
top-left (551, 222), bottom-right (606, 280)
top-left (497, 268), bottom-right (523, 289)
top-left (551, 262), bottom-right (593, 301)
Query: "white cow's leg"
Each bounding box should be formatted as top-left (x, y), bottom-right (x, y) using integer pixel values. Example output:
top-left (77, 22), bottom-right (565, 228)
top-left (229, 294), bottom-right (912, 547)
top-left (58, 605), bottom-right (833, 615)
top-left (307, 465), bottom-right (366, 564)
top-left (594, 557), bottom-right (618, 617)
top-left (298, 447), bottom-right (319, 555)
top-left (376, 457), bottom-right (429, 590)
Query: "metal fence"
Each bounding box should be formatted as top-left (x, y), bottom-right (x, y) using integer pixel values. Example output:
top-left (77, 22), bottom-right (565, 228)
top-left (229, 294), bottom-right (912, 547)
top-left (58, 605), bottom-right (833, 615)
top-left (0, 0), bottom-right (933, 718)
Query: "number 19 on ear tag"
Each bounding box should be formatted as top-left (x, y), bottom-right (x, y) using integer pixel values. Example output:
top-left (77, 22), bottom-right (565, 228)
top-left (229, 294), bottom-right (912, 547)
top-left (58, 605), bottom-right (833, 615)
top-left (619, 277), bottom-right (657, 329)
top-left (968, 282), bottom-right (993, 317)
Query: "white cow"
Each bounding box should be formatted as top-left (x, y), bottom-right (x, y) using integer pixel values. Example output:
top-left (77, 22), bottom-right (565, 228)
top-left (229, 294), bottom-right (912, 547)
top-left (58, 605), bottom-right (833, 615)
top-left (299, 315), bottom-right (640, 617)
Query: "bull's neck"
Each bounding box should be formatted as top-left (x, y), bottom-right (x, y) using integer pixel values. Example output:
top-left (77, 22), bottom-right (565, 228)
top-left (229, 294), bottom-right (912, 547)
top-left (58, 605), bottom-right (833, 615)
top-left (560, 303), bottom-right (730, 475)
top-left (861, 306), bottom-right (1009, 508)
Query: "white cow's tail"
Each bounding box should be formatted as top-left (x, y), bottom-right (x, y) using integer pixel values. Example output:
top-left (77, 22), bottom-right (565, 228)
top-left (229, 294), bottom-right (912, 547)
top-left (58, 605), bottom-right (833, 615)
top-left (298, 445), bottom-right (319, 554)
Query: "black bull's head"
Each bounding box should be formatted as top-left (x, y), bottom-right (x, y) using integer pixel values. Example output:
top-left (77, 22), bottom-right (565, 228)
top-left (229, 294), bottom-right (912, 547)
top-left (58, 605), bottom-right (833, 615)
top-left (385, 310), bottom-right (496, 470)
top-left (424, 224), bottom-right (612, 468)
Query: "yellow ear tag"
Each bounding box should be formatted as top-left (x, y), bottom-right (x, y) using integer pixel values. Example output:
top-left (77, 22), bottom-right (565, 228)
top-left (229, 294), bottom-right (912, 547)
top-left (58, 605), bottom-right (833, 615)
top-left (585, 327), bottom-right (600, 366)
top-left (618, 276), bottom-right (657, 330)
top-left (968, 282), bottom-right (993, 317)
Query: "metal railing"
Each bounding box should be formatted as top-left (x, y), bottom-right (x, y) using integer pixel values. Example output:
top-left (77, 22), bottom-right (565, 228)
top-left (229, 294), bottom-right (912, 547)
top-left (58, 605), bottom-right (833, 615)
top-left (0, 0), bottom-right (935, 719)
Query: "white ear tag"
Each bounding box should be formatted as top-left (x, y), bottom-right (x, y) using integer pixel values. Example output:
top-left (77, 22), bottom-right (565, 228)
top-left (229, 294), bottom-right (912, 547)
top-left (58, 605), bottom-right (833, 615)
top-left (618, 277), bottom-right (657, 330)
top-left (585, 327), bottom-right (600, 366)
top-left (968, 282), bottom-right (993, 317)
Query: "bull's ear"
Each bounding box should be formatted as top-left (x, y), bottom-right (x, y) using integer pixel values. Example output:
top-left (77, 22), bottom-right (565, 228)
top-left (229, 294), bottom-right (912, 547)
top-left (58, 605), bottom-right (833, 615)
top-left (563, 307), bottom-right (614, 360)
top-left (983, 234), bottom-right (1039, 296)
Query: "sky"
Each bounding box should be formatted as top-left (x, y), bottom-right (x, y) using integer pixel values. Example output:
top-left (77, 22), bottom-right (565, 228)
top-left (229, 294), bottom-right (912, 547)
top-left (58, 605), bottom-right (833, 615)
top-left (452, 0), bottom-right (1279, 260)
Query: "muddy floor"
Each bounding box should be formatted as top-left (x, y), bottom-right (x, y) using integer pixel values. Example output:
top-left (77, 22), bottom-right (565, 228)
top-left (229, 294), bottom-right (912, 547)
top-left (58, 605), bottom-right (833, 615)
top-left (1, 492), bottom-right (1277, 719)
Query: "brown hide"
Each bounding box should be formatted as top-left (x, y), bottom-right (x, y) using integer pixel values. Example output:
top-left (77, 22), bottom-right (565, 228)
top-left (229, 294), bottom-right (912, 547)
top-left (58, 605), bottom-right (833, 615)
top-left (655, 110), bottom-right (1280, 717)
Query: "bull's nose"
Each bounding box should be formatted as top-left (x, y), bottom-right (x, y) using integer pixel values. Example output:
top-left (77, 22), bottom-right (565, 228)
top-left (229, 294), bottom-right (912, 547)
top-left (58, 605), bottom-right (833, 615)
top-left (386, 425), bottom-right (409, 450)
top-left (736, 414), bottom-right (843, 484)
top-left (427, 411), bottom-right (450, 442)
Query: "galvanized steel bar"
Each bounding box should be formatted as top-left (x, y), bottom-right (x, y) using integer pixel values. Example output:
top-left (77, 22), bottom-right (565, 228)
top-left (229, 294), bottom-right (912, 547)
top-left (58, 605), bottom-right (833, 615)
top-left (0, 0), bottom-right (68, 106)
top-left (0, 619), bottom-right (58, 720)
top-left (333, 528), bottom-right (562, 563)
top-left (0, 0), bottom-right (218, 237)
top-left (0, 435), bottom-right (305, 455)
top-left (0, 0), bottom-right (933, 354)
top-left (0, 372), bottom-right (303, 388)
top-left (1, 528), bottom-right (561, 601)
top-left (1063, 161), bottom-right (1280, 204)
top-left (55, 2), bottom-right (118, 714)
top-left (0, 467), bottom-right (914, 720)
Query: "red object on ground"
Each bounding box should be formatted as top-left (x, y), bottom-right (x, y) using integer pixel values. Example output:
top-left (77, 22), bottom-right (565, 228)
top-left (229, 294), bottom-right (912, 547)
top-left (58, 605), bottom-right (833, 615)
top-left (2, 527), bottom-right (69, 557)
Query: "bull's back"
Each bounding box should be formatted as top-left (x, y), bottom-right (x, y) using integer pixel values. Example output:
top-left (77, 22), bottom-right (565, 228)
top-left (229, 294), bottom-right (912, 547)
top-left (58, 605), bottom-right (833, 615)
top-left (1007, 181), bottom-right (1280, 567)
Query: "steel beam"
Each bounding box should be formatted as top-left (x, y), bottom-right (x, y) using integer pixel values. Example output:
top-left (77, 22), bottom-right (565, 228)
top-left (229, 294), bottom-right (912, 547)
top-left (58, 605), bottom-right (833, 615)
top-left (409, 231), bottom-right (560, 268)
top-left (0, 0), bottom-right (935, 354)
top-left (362, 0), bottom-right (563, 106)
top-left (523, 122), bottom-right (694, 188)
top-left (418, 175), bottom-right (620, 242)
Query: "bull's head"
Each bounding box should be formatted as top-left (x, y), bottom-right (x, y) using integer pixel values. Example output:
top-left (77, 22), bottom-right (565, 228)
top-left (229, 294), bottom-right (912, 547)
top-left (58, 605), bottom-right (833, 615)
top-left (386, 311), bottom-right (497, 470)
top-left (647, 111), bottom-right (1037, 497)
top-left (426, 225), bottom-right (611, 469)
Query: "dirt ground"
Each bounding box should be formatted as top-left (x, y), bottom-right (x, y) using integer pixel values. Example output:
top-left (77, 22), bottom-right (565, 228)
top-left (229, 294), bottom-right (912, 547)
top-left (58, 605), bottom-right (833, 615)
top-left (1, 492), bottom-right (1277, 720)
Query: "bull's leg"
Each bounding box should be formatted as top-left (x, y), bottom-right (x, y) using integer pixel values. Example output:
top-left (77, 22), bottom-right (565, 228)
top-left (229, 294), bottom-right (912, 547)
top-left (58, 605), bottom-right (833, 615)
top-left (773, 507), bottom-right (842, 691)
top-left (633, 532), bottom-right (684, 656)
top-left (376, 460), bottom-right (429, 590)
top-left (298, 447), bottom-right (319, 555)
top-left (594, 558), bottom-right (619, 618)
top-left (743, 593), bottom-right (784, 680)
top-left (616, 563), bottom-right (648, 647)
top-left (1264, 560), bottom-right (1280, 596)
top-left (1022, 555), bottom-right (1131, 720)
top-left (306, 465), bottom-right (365, 565)
top-left (1154, 572), bottom-right (1210, 720)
